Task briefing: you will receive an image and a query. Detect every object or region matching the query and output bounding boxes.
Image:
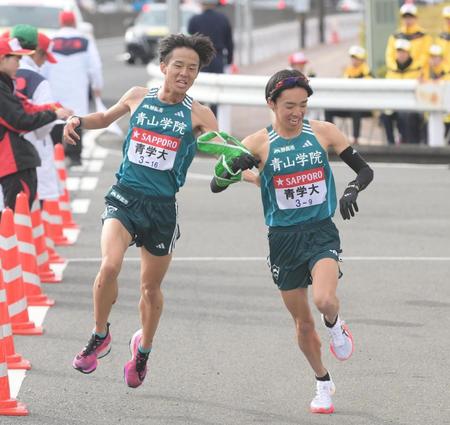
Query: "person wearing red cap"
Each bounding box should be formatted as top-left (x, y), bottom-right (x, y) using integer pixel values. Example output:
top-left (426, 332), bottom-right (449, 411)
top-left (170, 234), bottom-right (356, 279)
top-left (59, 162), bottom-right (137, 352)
top-left (44, 10), bottom-right (103, 167)
top-left (288, 51), bottom-right (315, 78)
top-left (11, 24), bottom-right (72, 204)
top-left (0, 37), bottom-right (68, 211)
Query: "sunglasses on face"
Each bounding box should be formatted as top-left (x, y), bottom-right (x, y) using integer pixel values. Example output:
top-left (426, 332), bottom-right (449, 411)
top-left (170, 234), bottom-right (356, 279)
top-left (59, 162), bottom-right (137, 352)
top-left (269, 75), bottom-right (310, 99)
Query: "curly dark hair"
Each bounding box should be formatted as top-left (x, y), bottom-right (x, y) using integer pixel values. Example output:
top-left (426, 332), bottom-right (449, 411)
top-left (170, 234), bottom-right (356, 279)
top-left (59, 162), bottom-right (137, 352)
top-left (158, 33), bottom-right (216, 69)
top-left (265, 69), bottom-right (313, 103)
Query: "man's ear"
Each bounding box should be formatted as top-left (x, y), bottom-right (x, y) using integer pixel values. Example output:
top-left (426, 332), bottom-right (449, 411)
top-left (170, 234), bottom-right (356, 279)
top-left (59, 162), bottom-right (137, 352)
top-left (267, 98), bottom-right (275, 111)
top-left (159, 61), bottom-right (167, 75)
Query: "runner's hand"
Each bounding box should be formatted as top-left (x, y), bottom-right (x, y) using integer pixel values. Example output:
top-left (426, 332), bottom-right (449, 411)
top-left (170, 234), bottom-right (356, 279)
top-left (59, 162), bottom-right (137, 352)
top-left (339, 185), bottom-right (359, 220)
top-left (230, 153), bottom-right (260, 173)
top-left (63, 116), bottom-right (81, 145)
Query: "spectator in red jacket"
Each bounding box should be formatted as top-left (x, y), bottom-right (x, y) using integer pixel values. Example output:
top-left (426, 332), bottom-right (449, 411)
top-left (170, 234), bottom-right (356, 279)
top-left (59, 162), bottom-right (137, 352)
top-left (0, 37), bottom-right (67, 210)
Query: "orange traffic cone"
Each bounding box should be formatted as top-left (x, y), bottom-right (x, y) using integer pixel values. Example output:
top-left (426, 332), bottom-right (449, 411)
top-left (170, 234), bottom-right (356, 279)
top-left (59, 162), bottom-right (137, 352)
top-left (0, 324), bottom-right (28, 416)
top-left (0, 208), bottom-right (43, 336)
top-left (54, 144), bottom-right (79, 230)
top-left (330, 29), bottom-right (340, 44)
top-left (0, 263), bottom-right (31, 370)
top-left (41, 200), bottom-right (71, 246)
top-left (30, 199), bottom-right (61, 283)
top-left (14, 193), bottom-right (55, 307)
top-left (330, 19), bottom-right (340, 44)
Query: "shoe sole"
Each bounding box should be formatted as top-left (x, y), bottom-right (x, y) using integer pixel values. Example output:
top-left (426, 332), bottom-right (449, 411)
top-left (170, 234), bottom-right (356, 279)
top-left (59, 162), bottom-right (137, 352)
top-left (73, 345), bottom-right (111, 374)
top-left (330, 324), bottom-right (354, 361)
top-left (310, 405), bottom-right (335, 414)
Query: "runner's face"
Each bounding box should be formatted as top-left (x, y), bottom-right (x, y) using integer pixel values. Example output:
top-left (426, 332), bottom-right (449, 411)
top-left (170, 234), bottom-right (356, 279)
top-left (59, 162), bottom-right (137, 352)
top-left (270, 87), bottom-right (308, 130)
top-left (162, 47), bottom-right (200, 94)
top-left (0, 55), bottom-right (21, 78)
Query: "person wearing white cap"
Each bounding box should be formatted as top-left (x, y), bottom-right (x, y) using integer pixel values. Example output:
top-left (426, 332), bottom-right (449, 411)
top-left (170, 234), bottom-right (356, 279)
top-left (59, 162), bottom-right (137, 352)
top-left (435, 6), bottom-right (450, 67)
top-left (385, 3), bottom-right (432, 72)
top-left (381, 38), bottom-right (424, 145)
top-left (44, 10), bottom-right (103, 167)
top-left (422, 44), bottom-right (450, 143)
top-left (324, 46), bottom-right (372, 145)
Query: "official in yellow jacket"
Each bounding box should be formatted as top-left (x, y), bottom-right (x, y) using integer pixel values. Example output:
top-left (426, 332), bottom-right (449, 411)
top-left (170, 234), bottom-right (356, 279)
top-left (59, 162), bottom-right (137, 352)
top-left (382, 39), bottom-right (424, 144)
top-left (435, 6), bottom-right (450, 67)
top-left (422, 44), bottom-right (450, 143)
top-left (385, 4), bottom-right (432, 71)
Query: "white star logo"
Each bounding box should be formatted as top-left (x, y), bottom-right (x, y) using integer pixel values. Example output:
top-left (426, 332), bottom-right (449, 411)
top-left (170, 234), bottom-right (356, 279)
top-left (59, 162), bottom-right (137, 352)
top-left (276, 178), bottom-right (284, 186)
top-left (133, 130), bottom-right (140, 139)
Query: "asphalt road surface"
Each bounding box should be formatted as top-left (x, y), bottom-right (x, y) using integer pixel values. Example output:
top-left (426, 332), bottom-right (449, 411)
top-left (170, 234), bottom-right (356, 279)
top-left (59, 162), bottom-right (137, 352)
top-left (7, 129), bottom-right (450, 424)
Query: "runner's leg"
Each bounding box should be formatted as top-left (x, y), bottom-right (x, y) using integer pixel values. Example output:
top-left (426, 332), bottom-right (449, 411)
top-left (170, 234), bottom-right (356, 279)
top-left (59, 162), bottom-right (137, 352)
top-left (311, 258), bottom-right (339, 324)
top-left (93, 218), bottom-right (132, 334)
top-left (138, 248), bottom-right (172, 350)
top-left (281, 288), bottom-right (327, 377)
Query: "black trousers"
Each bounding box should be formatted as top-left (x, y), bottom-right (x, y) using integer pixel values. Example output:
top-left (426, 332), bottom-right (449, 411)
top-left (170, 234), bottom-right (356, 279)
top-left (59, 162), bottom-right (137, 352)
top-left (0, 168), bottom-right (37, 211)
top-left (51, 123), bottom-right (83, 161)
top-left (324, 110), bottom-right (372, 141)
top-left (380, 112), bottom-right (424, 144)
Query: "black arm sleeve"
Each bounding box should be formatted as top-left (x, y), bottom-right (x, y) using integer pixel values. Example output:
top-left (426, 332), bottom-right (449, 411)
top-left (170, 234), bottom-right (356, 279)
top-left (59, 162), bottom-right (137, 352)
top-left (339, 146), bottom-right (374, 191)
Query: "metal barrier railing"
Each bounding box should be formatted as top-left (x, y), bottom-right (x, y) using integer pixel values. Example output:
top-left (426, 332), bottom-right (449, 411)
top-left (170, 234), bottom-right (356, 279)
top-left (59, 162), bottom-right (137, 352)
top-left (147, 63), bottom-right (450, 146)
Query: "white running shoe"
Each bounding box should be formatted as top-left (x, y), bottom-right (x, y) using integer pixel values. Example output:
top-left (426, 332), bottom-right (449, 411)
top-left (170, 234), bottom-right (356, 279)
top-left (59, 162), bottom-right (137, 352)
top-left (310, 378), bottom-right (336, 414)
top-left (322, 315), bottom-right (354, 361)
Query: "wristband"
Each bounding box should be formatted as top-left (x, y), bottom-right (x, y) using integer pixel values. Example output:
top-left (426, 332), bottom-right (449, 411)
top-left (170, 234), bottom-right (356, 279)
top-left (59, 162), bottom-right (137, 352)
top-left (68, 115), bottom-right (82, 129)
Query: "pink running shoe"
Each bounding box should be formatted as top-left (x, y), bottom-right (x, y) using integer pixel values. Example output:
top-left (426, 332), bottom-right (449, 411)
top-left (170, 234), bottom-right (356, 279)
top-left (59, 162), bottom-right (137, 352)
top-left (322, 315), bottom-right (354, 361)
top-left (73, 323), bottom-right (111, 374)
top-left (310, 379), bottom-right (336, 414)
top-left (124, 329), bottom-right (149, 388)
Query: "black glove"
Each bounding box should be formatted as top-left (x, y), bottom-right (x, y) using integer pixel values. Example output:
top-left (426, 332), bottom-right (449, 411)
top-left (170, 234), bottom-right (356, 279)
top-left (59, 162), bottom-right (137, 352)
top-left (339, 184), bottom-right (359, 220)
top-left (230, 153), bottom-right (260, 173)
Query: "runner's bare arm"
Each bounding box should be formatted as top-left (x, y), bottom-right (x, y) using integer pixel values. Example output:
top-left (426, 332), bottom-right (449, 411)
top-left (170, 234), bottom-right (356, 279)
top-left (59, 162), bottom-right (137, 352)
top-left (310, 120), bottom-right (350, 155)
top-left (64, 86), bottom-right (147, 145)
top-left (240, 129), bottom-right (269, 186)
top-left (191, 101), bottom-right (218, 136)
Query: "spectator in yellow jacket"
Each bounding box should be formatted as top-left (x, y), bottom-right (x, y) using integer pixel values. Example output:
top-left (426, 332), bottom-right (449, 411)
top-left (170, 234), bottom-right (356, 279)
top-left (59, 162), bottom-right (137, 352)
top-left (385, 4), bottom-right (432, 71)
top-left (381, 39), bottom-right (424, 144)
top-left (324, 46), bottom-right (373, 144)
top-left (422, 44), bottom-right (450, 143)
top-left (435, 6), bottom-right (450, 67)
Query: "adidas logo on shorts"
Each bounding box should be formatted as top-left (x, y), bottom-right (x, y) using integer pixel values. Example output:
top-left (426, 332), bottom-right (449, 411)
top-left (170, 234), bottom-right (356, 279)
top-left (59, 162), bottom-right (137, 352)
top-left (155, 243), bottom-right (166, 250)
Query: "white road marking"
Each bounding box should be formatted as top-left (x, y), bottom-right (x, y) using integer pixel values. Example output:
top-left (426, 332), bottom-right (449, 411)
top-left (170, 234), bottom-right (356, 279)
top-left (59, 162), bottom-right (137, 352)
top-left (49, 262), bottom-right (68, 280)
top-left (67, 177), bottom-right (98, 191)
top-left (67, 256), bottom-right (450, 263)
top-left (28, 306), bottom-right (49, 327)
top-left (187, 172), bottom-right (213, 181)
top-left (9, 307), bottom-right (49, 398)
top-left (63, 228), bottom-right (80, 245)
top-left (8, 370), bottom-right (26, 399)
top-left (71, 199), bottom-right (91, 214)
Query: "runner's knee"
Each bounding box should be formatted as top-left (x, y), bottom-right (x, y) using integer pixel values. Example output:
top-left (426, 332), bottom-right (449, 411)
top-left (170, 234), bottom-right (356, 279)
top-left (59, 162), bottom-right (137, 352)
top-left (98, 261), bottom-right (121, 283)
top-left (140, 281), bottom-right (162, 302)
top-left (296, 319), bottom-right (315, 337)
top-left (313, 294), bottom-right (338, 314)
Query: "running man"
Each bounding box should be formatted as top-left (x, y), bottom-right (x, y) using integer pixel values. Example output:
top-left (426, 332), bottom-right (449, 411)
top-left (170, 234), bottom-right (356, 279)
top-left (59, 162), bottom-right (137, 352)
top-left (63, 34), bottom-right (256, 388)
top-left (211, 69), bottom-right (373, 413)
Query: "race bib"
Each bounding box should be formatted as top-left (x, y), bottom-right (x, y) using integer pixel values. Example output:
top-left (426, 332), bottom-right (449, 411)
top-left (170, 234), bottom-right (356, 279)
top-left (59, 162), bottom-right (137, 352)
top-left (274, 166), bottom-right (327, 210)
top-left (127, 127), bottom-right (180, 170)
